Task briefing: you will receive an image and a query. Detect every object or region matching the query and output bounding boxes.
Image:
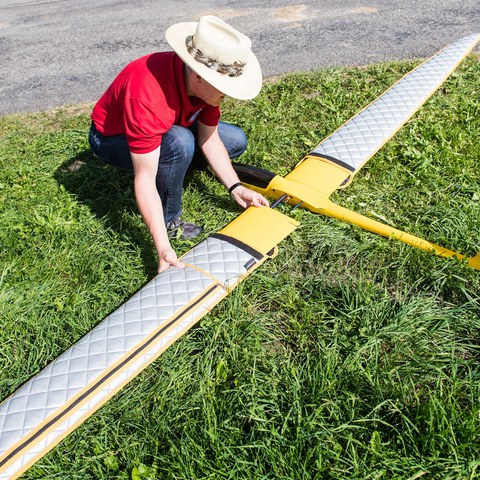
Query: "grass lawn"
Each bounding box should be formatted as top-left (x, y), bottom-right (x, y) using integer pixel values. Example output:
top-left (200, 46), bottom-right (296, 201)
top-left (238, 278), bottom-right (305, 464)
top-left (1, 55), bottom-right (480, 479)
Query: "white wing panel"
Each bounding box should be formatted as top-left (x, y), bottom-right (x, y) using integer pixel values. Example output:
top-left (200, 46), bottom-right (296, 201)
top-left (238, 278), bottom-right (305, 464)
top-left (0, 234), bottom-right (263, 479)
top-left (311, 34), bottom-right (480, 171)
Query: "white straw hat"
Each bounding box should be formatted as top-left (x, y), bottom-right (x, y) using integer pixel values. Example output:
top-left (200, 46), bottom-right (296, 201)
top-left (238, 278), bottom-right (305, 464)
top-left (165, 15), bottom-right (262, 100)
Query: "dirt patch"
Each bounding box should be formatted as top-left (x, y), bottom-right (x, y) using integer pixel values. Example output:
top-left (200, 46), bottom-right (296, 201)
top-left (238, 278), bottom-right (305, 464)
top-left (351, 6), bottom-right (378, 14)
top-left (275, 5), bottom-right (308, 21)
top-left (63, 159), bottom-right (87, 172)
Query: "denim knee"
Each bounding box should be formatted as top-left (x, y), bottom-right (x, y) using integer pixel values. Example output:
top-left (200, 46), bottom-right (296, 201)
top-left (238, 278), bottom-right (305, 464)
top-left (217, 122), bottom-right (248, 159)
top-left (160, 125), bottom-right (195, 167)
top-left (231, 128), bottom-right (248, 158)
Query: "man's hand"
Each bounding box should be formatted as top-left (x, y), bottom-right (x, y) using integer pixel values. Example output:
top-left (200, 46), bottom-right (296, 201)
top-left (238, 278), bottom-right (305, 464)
top-left (131, 148), bottom-right (186, 274)
top-left (231, 185), bottom-right (269, 209)
top-left (158, 247), bottom-right (185, 273)
top-left (196, 123), bottom-right (270, 210)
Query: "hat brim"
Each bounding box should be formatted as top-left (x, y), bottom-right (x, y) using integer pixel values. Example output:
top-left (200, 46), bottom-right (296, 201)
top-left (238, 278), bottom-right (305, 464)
top-left (165, 21), bottom-right (262, 101)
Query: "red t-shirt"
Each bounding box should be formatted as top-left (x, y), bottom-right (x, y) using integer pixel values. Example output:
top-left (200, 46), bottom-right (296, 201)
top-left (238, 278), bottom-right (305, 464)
top-left (91, 52), bottom-right (221, 154)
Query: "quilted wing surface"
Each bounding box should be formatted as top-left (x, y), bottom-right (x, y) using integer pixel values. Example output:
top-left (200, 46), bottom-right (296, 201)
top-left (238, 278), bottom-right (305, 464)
top-left (0, 208), bottom-right (298, 479)
top-left (303, 34), bottom-right (480, 188)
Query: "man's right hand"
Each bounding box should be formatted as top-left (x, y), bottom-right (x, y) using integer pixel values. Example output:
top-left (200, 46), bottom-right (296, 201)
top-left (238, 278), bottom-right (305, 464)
top-left (158, 247), bottom-right (185, 273)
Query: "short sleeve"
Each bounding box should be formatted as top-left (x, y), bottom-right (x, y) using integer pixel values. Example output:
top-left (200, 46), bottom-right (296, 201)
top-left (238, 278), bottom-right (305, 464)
top-left (124, 98), bottom-right (174, 154)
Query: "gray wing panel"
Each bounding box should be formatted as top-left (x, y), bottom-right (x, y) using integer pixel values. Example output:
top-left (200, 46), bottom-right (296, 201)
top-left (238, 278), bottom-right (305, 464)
top-left (311, 34), bottom-right (480, 172)
top-left (182, 236), bottom-right (258, 288)
top-left (0, 236), bottom-right (260, 479)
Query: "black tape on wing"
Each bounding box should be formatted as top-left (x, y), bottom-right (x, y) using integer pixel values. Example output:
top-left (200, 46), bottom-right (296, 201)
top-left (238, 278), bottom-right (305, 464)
top-left (232, 162), bottom-right (276, 189)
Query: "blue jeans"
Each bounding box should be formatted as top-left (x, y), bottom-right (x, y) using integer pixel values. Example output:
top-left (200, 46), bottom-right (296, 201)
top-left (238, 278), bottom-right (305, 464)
top-left (88, 121), bottom-right (247, 223)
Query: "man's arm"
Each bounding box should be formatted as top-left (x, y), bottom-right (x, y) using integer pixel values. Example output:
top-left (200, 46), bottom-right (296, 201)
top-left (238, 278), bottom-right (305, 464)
top-left (131, 148), bottom-right (185, 272)
top-left (197, 122), bottom-right (269, 208)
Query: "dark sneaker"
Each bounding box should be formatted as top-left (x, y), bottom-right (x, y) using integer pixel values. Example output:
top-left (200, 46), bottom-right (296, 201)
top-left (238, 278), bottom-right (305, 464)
top-left (166, 218), bottom-right (203, 240)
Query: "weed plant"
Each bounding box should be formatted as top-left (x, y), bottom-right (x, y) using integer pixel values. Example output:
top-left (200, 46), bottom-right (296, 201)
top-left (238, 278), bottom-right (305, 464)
top-left (1, 56), bottom-right (479, 479)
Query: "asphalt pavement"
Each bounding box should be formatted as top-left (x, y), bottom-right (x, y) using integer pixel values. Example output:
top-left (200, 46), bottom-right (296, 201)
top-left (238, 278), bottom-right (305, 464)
top-left (1, 0), bottom-right (479, 115)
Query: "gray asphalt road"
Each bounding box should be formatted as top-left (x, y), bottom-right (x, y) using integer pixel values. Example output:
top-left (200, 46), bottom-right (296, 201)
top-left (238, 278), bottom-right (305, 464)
top-left (1, 0), bottom-right (479, 115)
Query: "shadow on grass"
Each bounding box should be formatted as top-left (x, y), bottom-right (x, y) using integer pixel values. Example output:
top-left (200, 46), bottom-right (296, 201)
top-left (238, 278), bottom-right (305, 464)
top-left (54, 150), bottom-right (161, 277)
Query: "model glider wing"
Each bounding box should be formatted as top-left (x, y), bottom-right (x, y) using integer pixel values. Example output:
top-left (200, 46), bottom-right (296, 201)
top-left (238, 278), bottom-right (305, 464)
top-left (302, 33), bottom-right (480, 188)
top-left (0, 208), bottom-right (298, 480)
top-left (2, 33), bottom-right (479, 480)
top-left (235, 34), bottom-right (480, 269)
